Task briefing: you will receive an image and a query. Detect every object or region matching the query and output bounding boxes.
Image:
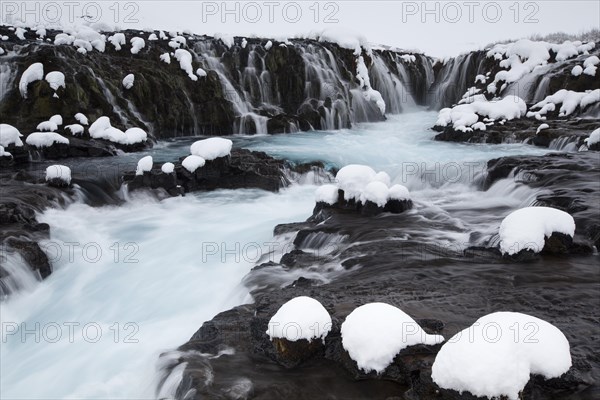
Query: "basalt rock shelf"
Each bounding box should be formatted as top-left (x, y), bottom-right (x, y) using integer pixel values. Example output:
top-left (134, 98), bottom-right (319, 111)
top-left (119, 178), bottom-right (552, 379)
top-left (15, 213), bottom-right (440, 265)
top-left (161, 151), bottom-right (600, 400)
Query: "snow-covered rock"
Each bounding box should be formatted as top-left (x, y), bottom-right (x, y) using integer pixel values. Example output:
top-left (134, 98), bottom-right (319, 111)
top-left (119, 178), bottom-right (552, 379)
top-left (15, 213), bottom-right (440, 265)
top-left (361, 181), bottom-right (390, 207)
top-left (182, 155), bottom-right (206, 172)
top-left (45, 71), bottom-right (65, 91)
top-left (108, 33), bottom-right (126, 50)
top-left (160, 53), bottom-right (171, 64)
top-left (122, 74), bottom-right (135, 89)
top-left (65, 124), bottom-right (84, 136)
top-left (315, 184), bottom-right (340, 205)
top-left (531, 89), bottom-right (600, 117)
top-left (135, 156), bottom-right (153, 175)
top-left (356, 56), bottom-right (385, 115)
top-left (432, 312), bottom-right (571, 400)
top-left (75, 113), bottom-right (89, 125)
top-left (161, 162), bottom-right (175, 174)
top-left (190, 137), bottom-right (232, 160)
top-left (265, 40), bottom-right (273, 50)
top-left (36, 120), bottom-right (59, 132)
top-left (49, 115), bottom-right (63, 126)
top-left (214, 32), bottom-right (234, 48)
top-left (25, 132), bottom-right (69, 148)
top-left (196, 68), bottom-right (207, 77)
top-left (0, 145), bottom-right (11, 157)
top-left (148, 33), bottom-right (158, 41)
top-left (571, 65), bottom-right (583, 76)
top-left (174, 49), bottom-right (198, 81)
top-left (584, 128), bottom-right (600, 148)
top-left (388, 184), bottom-right (410, 200)
top-left (336, 165), bottom-right (377, 201)
top-left (124, 128), bottom-right (148, 144)
top-left (499, 207), bottom-right (575, 255)
top-left (0, 124), bottom-right (24, 147)
top-left (266, 296), bottom-right (332, 342)
top-left (341, 303), bottom-right (444, 374)
top-left (130, 37), bottom-right (145, 54)
top-left (45, 165), bottom-right (71, 185)
top-left (19, 62), bottom-right (44, 98)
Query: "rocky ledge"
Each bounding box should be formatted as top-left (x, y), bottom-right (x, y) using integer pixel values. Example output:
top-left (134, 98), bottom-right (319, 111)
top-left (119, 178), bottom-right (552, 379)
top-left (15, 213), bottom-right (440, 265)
top-left (160, 151), bottom-right (600, 399)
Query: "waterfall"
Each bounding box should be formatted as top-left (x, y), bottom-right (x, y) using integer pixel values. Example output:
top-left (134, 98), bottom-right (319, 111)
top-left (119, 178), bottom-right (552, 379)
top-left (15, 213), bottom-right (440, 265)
top-left (429, 52), bottom-right (487, 109)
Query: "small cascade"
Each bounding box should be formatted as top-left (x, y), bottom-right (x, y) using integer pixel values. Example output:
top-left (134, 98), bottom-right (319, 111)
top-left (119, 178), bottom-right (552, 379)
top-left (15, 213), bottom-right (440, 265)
top-left (369, 54), bottom-right (416, 113)
top-left (0, 61), bottom-right (16, 101)
top-left (549, 136), bottom-right (580, 152)
top-left (429, 52), bottom-right (487, 109)
top-left (0, 253), bottom-right (40, 298)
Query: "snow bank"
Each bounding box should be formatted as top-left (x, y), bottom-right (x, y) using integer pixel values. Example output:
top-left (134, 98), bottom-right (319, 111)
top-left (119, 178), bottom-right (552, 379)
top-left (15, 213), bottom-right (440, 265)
top-left (26, 132), bottom-right (69, 148)
top-left (584, 128), bottom-right (600, 147)
top-left (65, 124), bottom-right (84, 136)
top-left (499, 207), bottom-right (575, 255)
top-left (36, 120), bottom-right (58, 132)
top-left (19, 62), bottom-right (44, 98)
top-left (432, 311), bottom-right (571, 400)
top-left (190, 137), bottom-right (232, 160)
top-left (45, 165), bottom-right (71, 184)
top-left (45, 71), bottom-right (65, 90)
top-left (531, 89), bottom-right (600, 117)
top-left (341, 303), bottom-right (444, 373)
top-left (161, 162), bottom-right (175, 174)
top-left (266, 296), bottom-right (332, 342)
top-left (182, 155), bottom-right (206, 172)
top-left (135, 156), bottom-right (153, 175)
top-left (0, 124), bottom-right (23, 147)
top-left (130, 37), bottom-right (145, 54)
top-left (315, 184), bottom-right (339, 205)
top-left (436, 96), bottom-right (527, 132)
top-left (75, 113), bottom-right (89, 125)
top-left (122, 74), bottom-right (135, 89)
top-left (174, 49), bottom-right (198, 81)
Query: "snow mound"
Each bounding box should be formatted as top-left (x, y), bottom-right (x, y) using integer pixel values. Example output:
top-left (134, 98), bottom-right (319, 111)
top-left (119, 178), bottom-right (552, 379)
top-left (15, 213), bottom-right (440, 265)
top-left (333, 164), bottom-right (411, 206)
top-left (432, 312), bottom-right (571, 400)
top-left (190, 137), bottom-right (232, 160)
top-left (499, 207), bottom-right (575, 255)
top-left (75, 113), bottom-right (89, 125)
top-left (45, 71), bottom-right (65, 91)
top-left (436, 96), bottom-right (527, 132)
top-left (136, 156), bottom-right (153, 175)
top-left (65, 124), bottom-right (84, 136)
top-left (45, 165), bottom-right (71, 184)
top-left (315, 184), bottom-right (339, 205)
top-left (584, 128), bottom-right (600, 147)
top-left (341, 303), bottom-right (444, 373)
top-left (265, 40), bottom-right (273, 50)
top-left (182, 155), bottom-right (206, 173)
top-left (50, 115), bottom-right (63, 126)
top-left (36, 120), bottom-right (58, 132)
top-left (26, 132), bottom-right (69, 148)
top-left (89, 117), bottom-right (112, 138)
top-left (19, 62), bottom-right (44, 98)
top-left (89, 117), bottom-right (148, 145)
top-left (214, 32), bottom-right (234, 48)
top-left (531, 89), bottom-right (600, 117)
top-left (160, 53), bottom-right (171, 64)
top-left (108, 33), bottom-right (126, 50)
top-left (266, 296), bottom-right (332, 342)
top-left (0, 124), bottom-right (23, 147)
top-left (571, 65), bottom-right (583, 76)
top-left (174, 49), bottom-right (198, 81)
top-left (388, 184), bottom-right (410, 201)
top-left (536, 123), bottom-right (549, 134)
top-left (130, 37), bottom-right (145, 54)
top-left (161, 162), bottom-right (175, 174)
top-left (336, 165), bottom-right (377, 201)
top-left (124, 128), bottom-right (148, 144)
top-left (196, 68), bottom-right (207, 77)
top-left (122, 74), bottom-right (135, 89)
top-left (361, 181), bottom-right (389, 207)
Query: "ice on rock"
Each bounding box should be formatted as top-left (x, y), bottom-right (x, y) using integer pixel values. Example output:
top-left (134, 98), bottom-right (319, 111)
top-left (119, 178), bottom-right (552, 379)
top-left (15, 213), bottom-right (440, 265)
top-left (584, 128), bottom-right (600, 147)
top-left (190, 137), bottom-right (232, 160)
top-left (0, 124), bottom-right (23, 147)
top-left (65, 124), bottom-right (84, 136)
top-left (266, 296), bottom-right (332, 342)
top-left (161, 162), bottom-right (175, 174)
top-left (45, 165), bottom-right (71, 184)
top-left (122, 74), bottom-right (135, 89)
top-left (108, 33), bottom-right (126, 50)
top-left (130, 37), bottom-right (145, 54)
top-left (432, 312), bottom-right (571, 400)
top-left (174, 49), bottom-right (198, 81)
top-left (341, 303), bottom-right (444, 374)
top-left (36, 120), bottom-right (59, 132)
top-left (182, 155), bottom-right (206, 173)
top-left (26, 132), bottom-right (69, 148)
top-left (315, 184), bottom-right (339, 205)
top-left (19, 62), bottom-right (44, 98)
top-left (45, 71), bottom-right (65, 91)
top-left (75, 113), bottom-right (89, 125)
top-left (499, 206), bottom-right (575, 255)
top-left (135, 156), bottom-right (153, 175)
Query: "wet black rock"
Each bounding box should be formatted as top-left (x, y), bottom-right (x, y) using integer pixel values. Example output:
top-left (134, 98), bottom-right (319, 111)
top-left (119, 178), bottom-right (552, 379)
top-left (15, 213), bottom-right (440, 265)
top-left (313, 189), bottom-right (413, 218)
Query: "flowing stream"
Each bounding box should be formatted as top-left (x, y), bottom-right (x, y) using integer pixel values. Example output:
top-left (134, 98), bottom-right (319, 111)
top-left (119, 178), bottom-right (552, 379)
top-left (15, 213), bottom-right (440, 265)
top-left (0, 110), bottom-right (556, 399)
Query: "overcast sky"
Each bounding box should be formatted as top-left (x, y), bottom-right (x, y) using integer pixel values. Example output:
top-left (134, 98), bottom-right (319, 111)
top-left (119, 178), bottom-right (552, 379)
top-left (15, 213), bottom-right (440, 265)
top-left (4, 1), bottom-right (600, 57)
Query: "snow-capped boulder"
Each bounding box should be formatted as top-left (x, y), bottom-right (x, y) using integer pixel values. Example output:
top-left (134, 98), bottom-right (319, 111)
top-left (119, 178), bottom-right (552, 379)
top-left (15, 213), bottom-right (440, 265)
top-left (584, 128), bottom-right (600, 151)
top-left (571, 65), bottom-right (583, 76)
top-left (130, 37), bottom-right (145, 54)
top-left (499, 207), bottom-right (576, 256)
top-left (190, 137), bottom-right (233, 160)
top-left (266, 296), bottom-right (332, 367)
top-left (160, 53), bottom-right (171, 64)
top-left (182, 155), bottom-right (206, 173)
top-left (196, 68), bottom-right (207, 77)
top-left (89, 116), bottom-right (112, 138)
top-left (75, 113), bottom-right (89, 125)
top-left (108, 33), bottom-right (126, 50)
top-left (136, 156), bottom-right (153, 175)
top-left (122, 74), bottom-right (135, 89)
top-left (45, 165), bottom-right (72, 187)
top-left (36, 120), bottom-right (59, 132)
top-left (65, 124), bottom-right (84, 136)
top-left (0, 124), bottom-right (23, 147)
top-left (45, 71), bottom-right (65, 91)
top-left (341, 303), bottom-right (444, 374)
top-left (124, 128), bottom-right (147, 144)
top-left (49, 115), bottom-right (63, 126)
top-left (161, 162), bottom-right (175, 174)
top-left (315, 184), bottom-right (340, 205)
top-left (432, 312), bottom-right (571, 400)
top-left (530, 89), bottom-right (600, 117)
top-left (19, 62), bottom-right (44, 98)
top-left (26, 132), bottom-right (69, 148)
top-left (174, 49), bottom-right (198, 81)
